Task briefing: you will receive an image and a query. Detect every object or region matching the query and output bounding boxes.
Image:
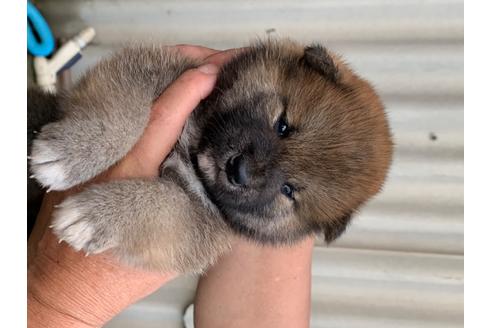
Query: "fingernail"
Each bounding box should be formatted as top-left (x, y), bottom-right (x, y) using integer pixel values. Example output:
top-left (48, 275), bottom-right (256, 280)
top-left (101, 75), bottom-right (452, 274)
top-left (198, 64), bottom-right (218, 75)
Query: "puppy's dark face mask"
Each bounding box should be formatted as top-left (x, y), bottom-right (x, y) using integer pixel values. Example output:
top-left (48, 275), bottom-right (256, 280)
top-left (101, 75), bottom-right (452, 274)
top-left (194, 41), bottom-right (393, 244)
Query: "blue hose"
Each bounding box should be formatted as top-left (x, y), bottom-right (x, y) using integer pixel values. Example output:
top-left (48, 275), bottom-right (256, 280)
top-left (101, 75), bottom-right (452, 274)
top-left (27, 1), bottom-right (55, 56)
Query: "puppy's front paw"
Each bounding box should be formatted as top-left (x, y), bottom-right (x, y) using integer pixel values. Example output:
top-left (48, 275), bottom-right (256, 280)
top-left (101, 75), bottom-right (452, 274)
top-left (51, 196), bottom-right (118, 255)
top-left (30, 120), bottom-right (103, 191)
top-left (30, 137), bottom-right (70, 191)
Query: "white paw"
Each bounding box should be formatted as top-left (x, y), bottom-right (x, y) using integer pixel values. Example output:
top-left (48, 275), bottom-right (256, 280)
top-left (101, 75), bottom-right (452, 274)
top-left (51, 198), bottom-right (117, 255)
top-left (30, 139), bottom-right (70, 190)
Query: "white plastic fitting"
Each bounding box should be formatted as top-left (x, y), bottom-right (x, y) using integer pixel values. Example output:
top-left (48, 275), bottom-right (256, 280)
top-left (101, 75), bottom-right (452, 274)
top-left (34, 27), bottom-right (96, 93)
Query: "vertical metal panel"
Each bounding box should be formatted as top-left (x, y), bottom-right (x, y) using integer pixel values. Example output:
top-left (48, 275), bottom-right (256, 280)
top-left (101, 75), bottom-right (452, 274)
top-left (35, 0), bottom-right (464, 327)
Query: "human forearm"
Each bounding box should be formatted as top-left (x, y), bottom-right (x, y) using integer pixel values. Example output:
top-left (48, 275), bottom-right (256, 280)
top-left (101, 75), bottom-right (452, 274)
top-left (194, 236), bottom-right (314, 328)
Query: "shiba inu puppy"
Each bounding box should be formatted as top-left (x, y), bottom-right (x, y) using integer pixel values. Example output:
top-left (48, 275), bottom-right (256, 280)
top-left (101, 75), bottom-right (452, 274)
top-left (29, 40), bottom-right (393, 273)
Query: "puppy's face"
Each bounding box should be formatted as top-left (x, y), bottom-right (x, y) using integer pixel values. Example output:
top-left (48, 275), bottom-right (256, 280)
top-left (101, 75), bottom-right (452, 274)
top-left (194, 40), bottom-right (393, 244)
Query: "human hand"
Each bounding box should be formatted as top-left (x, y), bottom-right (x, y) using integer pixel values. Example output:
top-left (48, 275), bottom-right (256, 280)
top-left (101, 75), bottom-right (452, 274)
top-left (27, 45), bottom-right (239, 328)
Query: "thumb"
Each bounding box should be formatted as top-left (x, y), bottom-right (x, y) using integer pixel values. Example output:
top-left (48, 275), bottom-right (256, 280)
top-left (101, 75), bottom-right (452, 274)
top-left (127, 63), bottom-right (219, 171)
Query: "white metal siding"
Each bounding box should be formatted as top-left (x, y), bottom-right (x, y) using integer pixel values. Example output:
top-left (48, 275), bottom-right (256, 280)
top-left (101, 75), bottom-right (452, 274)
top-left (34, 0), bottom-right (464, 327)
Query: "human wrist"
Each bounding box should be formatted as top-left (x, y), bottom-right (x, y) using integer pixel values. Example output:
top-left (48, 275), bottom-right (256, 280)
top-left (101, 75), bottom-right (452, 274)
top-left (28, 290), bottom-right (98, 328)
top-left (27, 249), bottom-right (118, 328)
top-left (28, 230), bottom-right (176, 328)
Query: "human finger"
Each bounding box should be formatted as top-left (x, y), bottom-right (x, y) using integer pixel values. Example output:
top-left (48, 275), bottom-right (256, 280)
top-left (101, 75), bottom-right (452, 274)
top-left (175, 44), bottom-right (220, 61)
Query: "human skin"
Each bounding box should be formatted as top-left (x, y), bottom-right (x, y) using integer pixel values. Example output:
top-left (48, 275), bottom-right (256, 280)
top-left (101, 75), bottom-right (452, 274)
top-left (27, 45), bottom-right (314, 328)
top-left (194, 236), bottom-right (314, 328)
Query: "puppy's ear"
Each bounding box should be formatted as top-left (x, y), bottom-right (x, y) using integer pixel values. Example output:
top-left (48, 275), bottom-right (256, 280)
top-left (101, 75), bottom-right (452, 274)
top-left (302, 44), bottom-right (339, 83)
top-left (322, 211), bottom-right (353, 244)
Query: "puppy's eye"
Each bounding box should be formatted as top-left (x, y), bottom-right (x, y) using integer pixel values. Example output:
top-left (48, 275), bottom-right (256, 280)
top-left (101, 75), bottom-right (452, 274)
top-left (281, 183), bottom-right (295, 200)
top-left (276, 115), bottom-right (290, 138)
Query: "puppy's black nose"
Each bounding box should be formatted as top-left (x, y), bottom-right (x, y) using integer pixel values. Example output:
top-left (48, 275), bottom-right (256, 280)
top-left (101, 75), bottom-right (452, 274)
top-left (226, 154), bottom-right (250, 186)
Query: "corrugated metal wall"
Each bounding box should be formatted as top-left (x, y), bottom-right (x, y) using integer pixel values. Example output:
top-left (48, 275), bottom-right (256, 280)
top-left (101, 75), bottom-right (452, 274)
top-left (34, 1), bottom-right (464, 327)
